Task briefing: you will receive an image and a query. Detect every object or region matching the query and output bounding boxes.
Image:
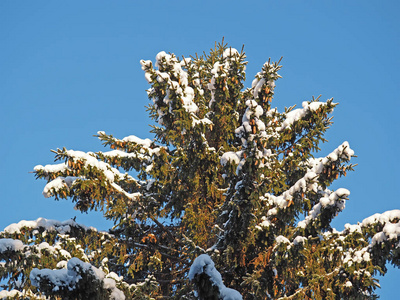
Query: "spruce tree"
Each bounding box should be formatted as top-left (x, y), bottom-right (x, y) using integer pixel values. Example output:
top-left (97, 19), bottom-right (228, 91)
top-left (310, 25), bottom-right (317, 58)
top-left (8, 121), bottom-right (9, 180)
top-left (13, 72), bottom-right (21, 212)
top-left (1, 42), bottom-right (399, 299)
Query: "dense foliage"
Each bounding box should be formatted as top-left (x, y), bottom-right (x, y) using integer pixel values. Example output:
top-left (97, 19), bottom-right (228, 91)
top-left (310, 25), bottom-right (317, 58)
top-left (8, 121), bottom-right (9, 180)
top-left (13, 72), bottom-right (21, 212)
top-left (1, 42), bottom-right (399, 299)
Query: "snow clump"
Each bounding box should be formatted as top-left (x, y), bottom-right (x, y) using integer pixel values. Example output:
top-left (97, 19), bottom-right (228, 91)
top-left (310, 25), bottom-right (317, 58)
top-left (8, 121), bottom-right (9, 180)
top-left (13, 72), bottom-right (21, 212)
top-left (189, 254), bottom-right (242, 300)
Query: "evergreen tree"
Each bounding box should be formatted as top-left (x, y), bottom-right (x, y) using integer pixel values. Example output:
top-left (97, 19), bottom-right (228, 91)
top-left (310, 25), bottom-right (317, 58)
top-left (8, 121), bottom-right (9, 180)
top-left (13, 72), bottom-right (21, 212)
top-left (1, 41), bottom-right (399, 299)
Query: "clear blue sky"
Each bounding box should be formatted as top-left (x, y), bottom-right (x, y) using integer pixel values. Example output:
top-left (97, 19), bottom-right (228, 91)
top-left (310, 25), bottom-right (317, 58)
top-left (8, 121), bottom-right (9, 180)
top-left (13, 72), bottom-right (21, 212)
top-left (1, 1), bottom-right (399, 297)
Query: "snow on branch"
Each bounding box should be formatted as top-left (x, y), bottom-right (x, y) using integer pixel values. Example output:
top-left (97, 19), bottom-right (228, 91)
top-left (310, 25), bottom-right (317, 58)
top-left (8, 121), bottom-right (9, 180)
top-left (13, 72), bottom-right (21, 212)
top-left (192, 115), bottom-right (213, 128)
top-left (97, 131), bottom-right (164, 157)
top-left (251, 59), bottom-right (281, 102)
top-left (342, 246), bottom-right (371, 267)
top-left (0, 238), bottom-right (24, 253)
top-left (0, 289), bottom-right (45, 299)
top-left (276, 100), bottom-right (332, 131)
top-left (221, 151), bottom-right (241, 166)
top-left (0, 217), bottom-right (122, 298)
top-left (256, 142), bottom-right (354, 230)
top-left (342, 209), bottom-right (400, 247)
top-left (220, 99), bottom-right (274, 175)
top-left (262, 171), bottom-right (319, 214)
top-left (141, 51), bottom-right (200, 126)
top-left (315, 210), bottom-right (400, 270)
top-left (235, 99), bottom-right (267, 146)
top-left (120, 135), bottom-right (152, 148)
top-left (41, 176), bottom-right (81, 198)
top-left (362, 210), bottom-right (400, 229)
top-left (207, 47), bottom-right (243, 110)
top-left (110, 182), bottom-right (141, 201)
top-left (96, 131), bottom-right (167, 178)
top-left (297, 188), bottom-right (350, 229)
top-left (36, 148), bottom-right (141, 202)
top-left (2, 217), bottom-right (101, 235)
top-left (307, 141), bottom-right (355, 173)
top-left (189, 254), bottom-right (242, 300)
top-left (63, 149), bottom-right (134, 183)
top-left (30, 257), bottom-right (125, 300)
top-left (34, 162), bottom-right (70, 178)
top-left (1, 217), bottom-right (112, 263)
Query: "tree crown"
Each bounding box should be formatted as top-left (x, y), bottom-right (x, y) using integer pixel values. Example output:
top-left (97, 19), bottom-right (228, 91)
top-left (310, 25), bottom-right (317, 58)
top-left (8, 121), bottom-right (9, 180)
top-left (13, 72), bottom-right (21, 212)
top-left (0, 42), bottom-right (399, 300)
